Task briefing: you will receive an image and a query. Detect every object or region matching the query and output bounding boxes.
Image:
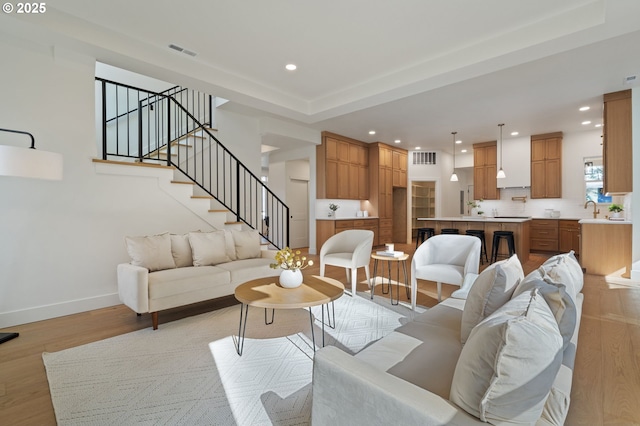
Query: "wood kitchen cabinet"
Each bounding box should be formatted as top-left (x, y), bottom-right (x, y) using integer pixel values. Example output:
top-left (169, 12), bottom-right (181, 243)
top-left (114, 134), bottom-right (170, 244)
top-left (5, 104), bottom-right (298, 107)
top-left (316, 218), bottom-right (380, 250)
top-left (369, 142), bottom-right (407, 243)
top-left (317, 132), bottom-right (369, 199)
top-left (392, 150), bottom-right (407, 187)
top-left (603, 90), bottom-right (632, 194)
top-left (530, 219), bottom-right (559, 252)
top-left (531, 133), bottom-right (562, 199)
top-left (473, 141), bottom-right (499, 200)
top-left (559, 220), bottom-right (580, 256)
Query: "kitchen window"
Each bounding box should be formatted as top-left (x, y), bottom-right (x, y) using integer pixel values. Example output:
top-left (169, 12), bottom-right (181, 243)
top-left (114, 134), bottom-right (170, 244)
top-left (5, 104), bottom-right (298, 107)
top-left (584, 156), bottom-right (612, 203)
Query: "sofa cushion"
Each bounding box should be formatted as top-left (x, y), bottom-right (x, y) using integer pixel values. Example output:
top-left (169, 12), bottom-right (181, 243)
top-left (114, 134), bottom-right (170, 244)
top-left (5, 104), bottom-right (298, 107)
top-left (231, 229), bottom-right (262, 259)
top-left (513, 269), bottom-right (577, 350)
top-left (125, 233), bottom-right (176, 272)
top-left (356, 299), bottom-right (465, 399)
top-left (188, 231), bottom-right (232, 266)
top-left (148, 266), bottom-right (230, 299)
top-left (216, 257), bottom-right (280, 285)
top-left (170, 233), bottom-right (194, 268)
top-left (450, 289), bottom-right (563, 425)
top-left (540, 251), bottom-right (583, 295)
top-left (460, 254), bottom-right (523, 344)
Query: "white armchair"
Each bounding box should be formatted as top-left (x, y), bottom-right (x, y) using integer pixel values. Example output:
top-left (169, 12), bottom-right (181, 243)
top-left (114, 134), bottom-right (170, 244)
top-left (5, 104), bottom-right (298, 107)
top-left (410, 234), bottom-right (481, 309)
top-left (319, 230), bottom-right (374, 296)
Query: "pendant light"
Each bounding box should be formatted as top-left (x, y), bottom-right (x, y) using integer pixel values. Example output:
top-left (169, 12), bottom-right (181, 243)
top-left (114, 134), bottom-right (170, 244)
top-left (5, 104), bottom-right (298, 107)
top-left (496, 123), bottom-right (506, 179)
top-left (450, 131), bottom-right (458, 182)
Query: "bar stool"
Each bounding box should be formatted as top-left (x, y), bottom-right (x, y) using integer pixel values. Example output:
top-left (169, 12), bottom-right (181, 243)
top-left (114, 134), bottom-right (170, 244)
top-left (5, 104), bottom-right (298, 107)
top-left (415, 227), bottom-right (435, 249)
top-left (466, 229), bottom-right (489, 264)
top-left (440, 228), bottom-right (459, 234)
top-left (491, 231), bottom-right (516, 263)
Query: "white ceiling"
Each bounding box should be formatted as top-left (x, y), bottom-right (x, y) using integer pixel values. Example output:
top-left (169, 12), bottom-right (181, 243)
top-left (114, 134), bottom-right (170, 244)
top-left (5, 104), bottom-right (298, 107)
top-left (2, 0), bottom-right (640, 154)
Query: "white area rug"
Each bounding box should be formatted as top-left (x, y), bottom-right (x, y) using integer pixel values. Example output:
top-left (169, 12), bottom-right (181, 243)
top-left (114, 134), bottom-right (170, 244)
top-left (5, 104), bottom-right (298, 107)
top-left (43, 291), bottom-right (423, 425)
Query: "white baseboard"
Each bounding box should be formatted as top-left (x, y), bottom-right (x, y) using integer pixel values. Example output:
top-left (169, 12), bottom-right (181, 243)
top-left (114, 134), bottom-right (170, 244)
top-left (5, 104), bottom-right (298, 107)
top-left (0, 293), bottom-right (121, 328)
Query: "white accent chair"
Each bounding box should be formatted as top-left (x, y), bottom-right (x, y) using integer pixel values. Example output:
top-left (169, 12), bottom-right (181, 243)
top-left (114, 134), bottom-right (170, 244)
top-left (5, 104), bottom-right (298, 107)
top-left (410, 234), bottom-right (481, 309)
top-left (320, 229), bottom-right (374, 296)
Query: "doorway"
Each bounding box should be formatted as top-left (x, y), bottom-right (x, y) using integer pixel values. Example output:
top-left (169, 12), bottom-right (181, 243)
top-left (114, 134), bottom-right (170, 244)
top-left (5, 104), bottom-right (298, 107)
top-left (287, 178), bottom-right (309, 248)
top-left (411, 181), bottom-right (436, 239)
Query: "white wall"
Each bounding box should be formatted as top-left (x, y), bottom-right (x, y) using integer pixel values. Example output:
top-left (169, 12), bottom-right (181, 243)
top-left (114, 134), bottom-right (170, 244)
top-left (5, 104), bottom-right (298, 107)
top-left (215, 109), bottom-right (262, 176)
top-left (268, 144), bottom-right (318, 252)
top-left (0, 42), bottom-right (264, 327)
top-left (631, 88), bottom-right (640, 279)
top-left (95, 62), bottom-right (175, 93)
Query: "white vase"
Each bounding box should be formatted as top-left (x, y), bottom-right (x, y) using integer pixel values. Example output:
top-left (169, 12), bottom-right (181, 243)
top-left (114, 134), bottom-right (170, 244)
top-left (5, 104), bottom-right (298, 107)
top-left (279, 269), bottom-right (303, 288)
top-left (612, 211), bottom-right (621, 219)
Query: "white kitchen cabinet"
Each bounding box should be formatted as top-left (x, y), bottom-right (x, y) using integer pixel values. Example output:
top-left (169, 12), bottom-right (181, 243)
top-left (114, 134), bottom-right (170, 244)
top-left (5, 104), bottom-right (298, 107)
top-left (497, 136), bottom-right (531, 188)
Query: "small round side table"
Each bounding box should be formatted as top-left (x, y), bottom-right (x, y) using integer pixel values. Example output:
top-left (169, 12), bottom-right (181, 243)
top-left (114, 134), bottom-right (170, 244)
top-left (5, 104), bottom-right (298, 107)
top-left (369, 253), bottom-right (410, 305)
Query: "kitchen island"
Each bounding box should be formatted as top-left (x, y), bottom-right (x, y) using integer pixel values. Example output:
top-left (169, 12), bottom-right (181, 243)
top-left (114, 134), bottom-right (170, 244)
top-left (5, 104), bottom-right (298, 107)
top-left (579, 218), bottom-right (632, 276)
top-left (418, 217), bottom-right (531, 262)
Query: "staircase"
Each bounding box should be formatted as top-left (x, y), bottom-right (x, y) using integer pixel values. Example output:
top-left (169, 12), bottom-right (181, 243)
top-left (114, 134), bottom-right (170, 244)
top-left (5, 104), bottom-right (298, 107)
top-left (96, 78), bottom-right (288, 249)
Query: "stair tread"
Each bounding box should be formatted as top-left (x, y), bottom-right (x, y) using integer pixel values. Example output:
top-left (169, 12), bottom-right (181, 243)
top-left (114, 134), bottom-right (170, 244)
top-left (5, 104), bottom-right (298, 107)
top-left (191, 195), bottom-right (213, 199)
top-left (208, 209), bottom-right (229, 213)
top-left (171, 180), bottom-right (194, 185)
top-left (92, 158), bottom-right (175, 170)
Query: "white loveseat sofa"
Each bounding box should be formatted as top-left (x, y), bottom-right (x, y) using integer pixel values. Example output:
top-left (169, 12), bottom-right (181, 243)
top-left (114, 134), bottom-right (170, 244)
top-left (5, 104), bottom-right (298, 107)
top-left (312, 252), bottom-right (583, 425)
top-left (117, 229), bottom-right (280, 329)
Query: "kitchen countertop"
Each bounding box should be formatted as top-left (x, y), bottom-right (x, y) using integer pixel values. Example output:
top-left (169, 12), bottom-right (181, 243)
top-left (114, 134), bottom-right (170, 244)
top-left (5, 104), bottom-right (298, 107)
top-left (317, 216), bottom-right (379, 221)
top-left (418, 216), bottom-right (531, 223)
top-left (579, 218), bottom-right (632, 224)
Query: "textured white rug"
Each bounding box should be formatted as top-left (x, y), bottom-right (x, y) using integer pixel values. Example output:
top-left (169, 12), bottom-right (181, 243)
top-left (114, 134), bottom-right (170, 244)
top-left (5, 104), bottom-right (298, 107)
top-left (43, 291), bottom-right (422, 425)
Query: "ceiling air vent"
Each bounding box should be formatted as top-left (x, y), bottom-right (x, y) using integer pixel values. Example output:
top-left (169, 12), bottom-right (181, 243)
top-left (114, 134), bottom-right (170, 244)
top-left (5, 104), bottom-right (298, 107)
top-left (168, 44), bottom-right (198, 57)
top-left (413, 151), bottom-right (437, 165)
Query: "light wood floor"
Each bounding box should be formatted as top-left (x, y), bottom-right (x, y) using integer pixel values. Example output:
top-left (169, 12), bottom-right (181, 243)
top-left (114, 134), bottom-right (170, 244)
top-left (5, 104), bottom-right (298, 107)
top-left (1, 243), bottom-right (639, 425)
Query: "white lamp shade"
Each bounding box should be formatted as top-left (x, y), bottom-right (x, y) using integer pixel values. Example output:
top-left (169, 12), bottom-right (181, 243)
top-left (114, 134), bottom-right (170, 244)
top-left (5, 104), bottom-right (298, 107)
top-left (450, 172), bottom-right (459, 182)
top-left (496, 168), bottom-right (506, 179)
top-left (0, 145), bottom-right (63, 180)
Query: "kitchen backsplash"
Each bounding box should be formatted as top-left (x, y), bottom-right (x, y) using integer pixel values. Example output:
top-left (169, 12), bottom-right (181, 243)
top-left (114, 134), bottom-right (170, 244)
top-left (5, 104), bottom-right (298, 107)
top-left (473, 188), bottom-right (631, 220)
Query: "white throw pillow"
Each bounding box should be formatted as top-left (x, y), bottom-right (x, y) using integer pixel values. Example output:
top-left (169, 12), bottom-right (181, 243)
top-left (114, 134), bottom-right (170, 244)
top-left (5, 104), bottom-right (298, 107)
top-left (231, 229), bottom-right (261, 259)
top-left (540, 251), bottom-right (583, 295)
top-left (450, 290), bottom-right (564, 425)
top-left (188, 231), bottom-right (231, 266)
top-left (125, 233), bottom-right (176, 272)
top-left (170, 233), bottom-right (194, 268)
top-left (223, 230), bottom-right (238, 261)
top-left (460, 254), bottom-right (524, 344)
top-left (513, 271), bottom-right (577, 350)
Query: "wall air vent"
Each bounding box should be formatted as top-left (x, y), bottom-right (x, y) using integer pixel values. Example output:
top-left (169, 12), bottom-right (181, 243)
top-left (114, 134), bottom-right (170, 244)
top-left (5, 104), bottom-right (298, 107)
top-left (413, 151), bottom-right (437, 165)
top-left (169, 44), bottom-right (184, 52)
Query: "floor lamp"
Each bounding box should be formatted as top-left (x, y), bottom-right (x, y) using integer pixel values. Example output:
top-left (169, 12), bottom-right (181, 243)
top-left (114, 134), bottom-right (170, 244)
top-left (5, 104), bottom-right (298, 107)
top-left (0, 127), bottom-right (63, 344)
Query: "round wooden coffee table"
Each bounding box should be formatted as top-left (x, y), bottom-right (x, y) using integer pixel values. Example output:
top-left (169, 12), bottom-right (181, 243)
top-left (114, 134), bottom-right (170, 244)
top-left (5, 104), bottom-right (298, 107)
top-left (234, 275), bottom-right (344, 355)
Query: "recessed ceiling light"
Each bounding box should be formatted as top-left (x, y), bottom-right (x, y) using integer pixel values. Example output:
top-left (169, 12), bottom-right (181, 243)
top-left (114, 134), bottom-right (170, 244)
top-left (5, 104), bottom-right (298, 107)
top-left (595, 123), bottom-right (602, 128)
top-left (511, 131), bottom-right (519, 136)
top-left (285, 64), bottom-right (297, 71)
top-left (582, 120), bottom-right (591, 125)
top-left (461, 149), bottom-right (468, 153)
top-left (415, 146), bottom-right (421, 150)
top-left (579, 106), bottom-right (590, 111)
top-left (369, 130), bottom-right (376, 135)
top-left (455, 139), bottom-right (462, 144)
top-left (394, 139), bottom-right (401, 144)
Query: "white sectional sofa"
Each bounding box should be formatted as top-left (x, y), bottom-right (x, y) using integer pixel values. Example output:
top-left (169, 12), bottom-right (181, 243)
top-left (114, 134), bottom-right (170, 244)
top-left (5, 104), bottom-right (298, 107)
top-left (312, 252), bottom-right (583, 426)
top-left (117, 229), bottom-right (280, 329)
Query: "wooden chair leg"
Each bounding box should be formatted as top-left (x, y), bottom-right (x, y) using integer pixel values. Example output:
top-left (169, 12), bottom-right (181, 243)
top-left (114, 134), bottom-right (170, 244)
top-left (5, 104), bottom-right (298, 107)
top-left (151, 312), bottom-right (159, 330)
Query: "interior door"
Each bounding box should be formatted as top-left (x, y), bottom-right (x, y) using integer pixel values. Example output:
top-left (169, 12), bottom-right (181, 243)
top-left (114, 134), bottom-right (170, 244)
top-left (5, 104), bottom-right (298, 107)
top-left (288, 178), bottom-right (309, 249)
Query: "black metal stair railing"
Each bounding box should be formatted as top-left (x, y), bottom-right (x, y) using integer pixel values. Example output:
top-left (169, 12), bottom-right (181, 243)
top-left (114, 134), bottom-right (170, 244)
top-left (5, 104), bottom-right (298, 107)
top-left (96, 77), bottom-right (289, 249)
